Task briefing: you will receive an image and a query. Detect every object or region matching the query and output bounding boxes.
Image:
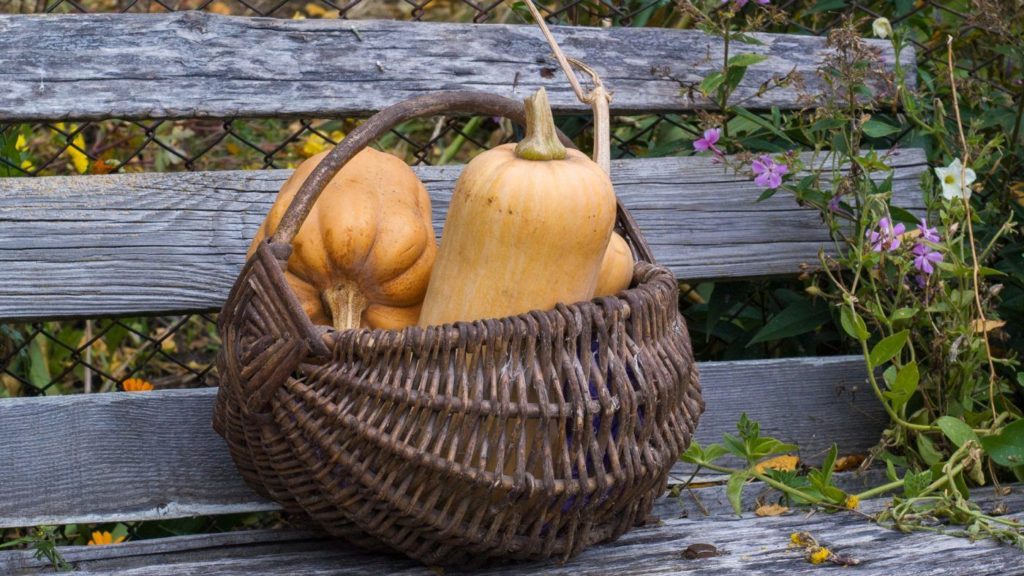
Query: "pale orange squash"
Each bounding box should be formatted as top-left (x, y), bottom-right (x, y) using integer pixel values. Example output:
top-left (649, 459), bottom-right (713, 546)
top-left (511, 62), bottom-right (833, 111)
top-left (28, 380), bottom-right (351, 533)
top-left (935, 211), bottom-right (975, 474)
top-left (594, 232), bottom-right (635, 297)
top-left (418, 88), bottom-right (617, 326)
top-left (248, 148), bottom-right (436, 331)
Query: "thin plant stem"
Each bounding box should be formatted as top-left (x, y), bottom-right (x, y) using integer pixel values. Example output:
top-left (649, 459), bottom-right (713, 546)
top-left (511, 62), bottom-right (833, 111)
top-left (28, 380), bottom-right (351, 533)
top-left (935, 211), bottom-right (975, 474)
top-left (946, 36), bottom-right (1000, 421)
top-left (519, 0), bottom-right (612, 173)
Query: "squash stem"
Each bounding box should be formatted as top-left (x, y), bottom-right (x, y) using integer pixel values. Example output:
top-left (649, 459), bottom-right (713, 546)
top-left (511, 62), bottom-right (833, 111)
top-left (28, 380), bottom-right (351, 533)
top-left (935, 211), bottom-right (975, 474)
top-left (514, 88), bottom-right (567, 161)
top-left (323, 281), bottom-right (369, 331)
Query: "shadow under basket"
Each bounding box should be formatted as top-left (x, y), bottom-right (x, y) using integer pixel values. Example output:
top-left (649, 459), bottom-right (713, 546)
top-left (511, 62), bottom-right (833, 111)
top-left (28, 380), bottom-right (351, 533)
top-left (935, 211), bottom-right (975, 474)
top-left (212, 91), bottom-right (704, 567)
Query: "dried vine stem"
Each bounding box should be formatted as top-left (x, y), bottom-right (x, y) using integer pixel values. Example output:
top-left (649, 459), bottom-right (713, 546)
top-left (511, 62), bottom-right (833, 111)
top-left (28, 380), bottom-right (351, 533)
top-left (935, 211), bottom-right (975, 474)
top-left (519, 0), bottom-right (612, 174)
top-left (946, 36), bottom-right (1000, 422)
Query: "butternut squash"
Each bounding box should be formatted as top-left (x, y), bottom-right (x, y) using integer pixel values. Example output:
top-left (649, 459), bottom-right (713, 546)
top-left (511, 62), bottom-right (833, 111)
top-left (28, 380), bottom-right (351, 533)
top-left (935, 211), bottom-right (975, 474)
top-left (594, 232), bottom-right (634, 297)
top-left (418, 88), bottom-right (616, 326)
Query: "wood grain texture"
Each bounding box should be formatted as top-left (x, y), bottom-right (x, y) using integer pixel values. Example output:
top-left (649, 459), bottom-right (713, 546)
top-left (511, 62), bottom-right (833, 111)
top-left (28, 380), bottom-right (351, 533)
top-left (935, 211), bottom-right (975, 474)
top-left (0, 355), bottom-right (885, 529)
top-left (0, 12), bottom-right (914, 121)
top-left (0, 149), bottom-right (927, 321)
top-left (2, 488), bottom-right (1021, 575)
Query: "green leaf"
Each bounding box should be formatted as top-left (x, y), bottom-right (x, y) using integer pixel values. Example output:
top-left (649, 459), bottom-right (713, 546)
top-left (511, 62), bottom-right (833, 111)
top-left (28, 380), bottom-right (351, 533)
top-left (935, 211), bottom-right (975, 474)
top-left (916, 434), bottom-right (944, 467)
top-left (737, 413), bottom-right (760, 440)
top-left (723, 434), bottom-right (748, 459)
top-left (680, 440), bottom-right (704, 464)
top-left (869, 330), bottom-right (909, 367)
top-left (978, 266), bottom-right (1006, 277)
top-left (861, 119), bottom-right (901, 138)
top-left (727, 472), bottom-right (748, 515)
top-left (821, 444), bottom-right (838, 482)
top-left (703, 443), bottom-right (730, 463)
top-left (840, 305), bottom-right (870, 341)
top-left (700, 72), bottom-right (725, 97)
top-left (808, 468), bottom-right (845, 504)
top-left (891, 206), bottom-right (919, 225)
top-left (727, 53), bottom-right (769, 68)
top-left (810, 118), bottom-right (844, 133)
top-left (979, 419), bottom-right (1024, 467)
top-left (725, 64), bottom-right (747, 92)
top-left (27, 339), bottom-right (51, 390)
top-left (111, 523), bottom-right (129, 542)
top-left (747, 300), bottom-right (831, 346)
top-left (732, 33), bottom-right (765, 46)
top-left (890, 307), bottom-right (918, 322)
top-left (749, 437), bottom-right (799, 460)
top-left (885, 458), bottom-right (898, 482)
top-left (936, 416), bottom-right (979, 448)
top-left (732, 107), bottom-right (793, 143)
top-left (883, 362), bottom-right (918, 413)
top-left (953, 469), bottom-right (970, 500)
top-left (902, 470), bottom-right (931, 498)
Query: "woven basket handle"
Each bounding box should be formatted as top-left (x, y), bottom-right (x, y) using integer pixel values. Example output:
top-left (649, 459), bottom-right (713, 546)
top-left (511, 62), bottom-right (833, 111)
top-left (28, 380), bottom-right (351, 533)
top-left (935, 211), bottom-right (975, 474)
top-left (269, 90), bottom-right (656, 264)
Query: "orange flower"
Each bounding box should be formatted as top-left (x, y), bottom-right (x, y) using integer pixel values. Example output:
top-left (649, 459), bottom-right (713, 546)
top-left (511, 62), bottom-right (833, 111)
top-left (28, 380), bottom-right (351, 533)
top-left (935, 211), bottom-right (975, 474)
top-left (122, 378), bottom-right (154, 392)
top-left (87, 531), bottom-right (125, 546)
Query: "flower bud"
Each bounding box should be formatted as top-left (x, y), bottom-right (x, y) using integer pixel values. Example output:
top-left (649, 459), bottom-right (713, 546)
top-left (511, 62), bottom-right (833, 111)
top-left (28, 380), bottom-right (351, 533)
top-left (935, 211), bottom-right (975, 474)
top-left (872, 17), bottom-right (892, 39)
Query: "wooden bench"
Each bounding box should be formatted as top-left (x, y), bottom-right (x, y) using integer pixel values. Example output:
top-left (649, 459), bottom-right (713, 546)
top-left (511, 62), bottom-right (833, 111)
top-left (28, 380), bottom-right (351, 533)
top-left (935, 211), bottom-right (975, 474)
top-left (1, 11), bottom-right (1021, 575)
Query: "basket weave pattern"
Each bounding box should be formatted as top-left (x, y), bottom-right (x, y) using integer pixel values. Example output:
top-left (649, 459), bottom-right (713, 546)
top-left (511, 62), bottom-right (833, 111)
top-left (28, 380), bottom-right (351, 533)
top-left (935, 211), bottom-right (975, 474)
top-left (214, 241), bottom-right (702, 565)
top-left (212, 91), bottom-right (704, 565)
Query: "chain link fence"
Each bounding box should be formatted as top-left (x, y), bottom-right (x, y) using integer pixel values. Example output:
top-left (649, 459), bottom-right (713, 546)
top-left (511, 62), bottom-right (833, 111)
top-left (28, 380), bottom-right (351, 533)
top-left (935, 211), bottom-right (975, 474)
top-left (1, 0), bottom-right (1018, 397)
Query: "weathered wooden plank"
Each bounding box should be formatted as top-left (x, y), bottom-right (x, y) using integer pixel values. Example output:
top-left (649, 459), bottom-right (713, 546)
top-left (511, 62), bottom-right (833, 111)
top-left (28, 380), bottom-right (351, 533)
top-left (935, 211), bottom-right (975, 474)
top-left (0, 149), bottom-right (927, 321)
top-left (2, 488), bottom-right (1021, 575)
top-left (0, 355), bottom-right (885, 528)
top-left (0, 12), bottom-right (915, 122)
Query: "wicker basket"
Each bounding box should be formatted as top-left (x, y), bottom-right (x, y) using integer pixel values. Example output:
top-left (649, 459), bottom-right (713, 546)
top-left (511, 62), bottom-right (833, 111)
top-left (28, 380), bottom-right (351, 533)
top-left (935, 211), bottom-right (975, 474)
top-left (213, 91), bottom-right (704, 566)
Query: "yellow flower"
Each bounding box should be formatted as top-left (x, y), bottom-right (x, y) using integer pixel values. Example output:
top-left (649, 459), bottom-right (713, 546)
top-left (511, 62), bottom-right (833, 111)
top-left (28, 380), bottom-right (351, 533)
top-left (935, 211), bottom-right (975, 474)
top-left (755, 454), bottom-right (799, 474)
top-left (15, 134), bottom-right (28, 151)
top-left (844, 495), bottom-right (860, 510)
top-left (809, 547), bottom-right (831, 565)
top-left (87, 531), bottom-right (125, 546)
top-left (20, 159), bottom-right (34, 171)
top-left (304, 2), bottom-right (327, 16)
top-left (789, 531), bottom-right (815, 547)
top-left (299, 130), bottom-right (345, 158)
top-left (300, 134), bottom-right (330, 157)
top-left (69, 132), bottom-right (89, 174)
top-left (52, 123), bottom-right (89, 174)
top-left (123, 378), bottom-right (154, 392)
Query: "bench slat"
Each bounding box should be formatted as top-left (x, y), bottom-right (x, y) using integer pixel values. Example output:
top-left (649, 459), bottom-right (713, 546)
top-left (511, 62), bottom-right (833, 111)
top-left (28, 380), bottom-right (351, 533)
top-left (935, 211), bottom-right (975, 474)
top-left (0, 150), bottom-right (927, 321)
top-left (2, 488), bottom-right (1021, 575)
top-left (0, 355), bottom-right (885, 529)
top-left (0, 12), bottom-right (914, 121)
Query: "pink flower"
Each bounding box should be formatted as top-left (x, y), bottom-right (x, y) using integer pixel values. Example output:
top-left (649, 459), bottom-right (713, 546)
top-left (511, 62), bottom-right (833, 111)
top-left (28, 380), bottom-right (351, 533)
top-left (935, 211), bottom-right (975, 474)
top-left (751, 155), bottom-right (788, 189)
top-left (917, 218), bottom-right (940, 244)
top-left (866, 217), bottom-right (905, 252)
top-left (694, 128), bottom-right (722, 155)
top-left (912, 243), bottom-right (944, 274)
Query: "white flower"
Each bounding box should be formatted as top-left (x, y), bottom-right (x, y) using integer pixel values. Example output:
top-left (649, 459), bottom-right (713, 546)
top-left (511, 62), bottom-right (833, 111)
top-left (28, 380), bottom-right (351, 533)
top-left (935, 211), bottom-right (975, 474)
top-left (934, 158), bottom-right (976, 201)
top-left (872, 17), bottom-right (892, 39)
